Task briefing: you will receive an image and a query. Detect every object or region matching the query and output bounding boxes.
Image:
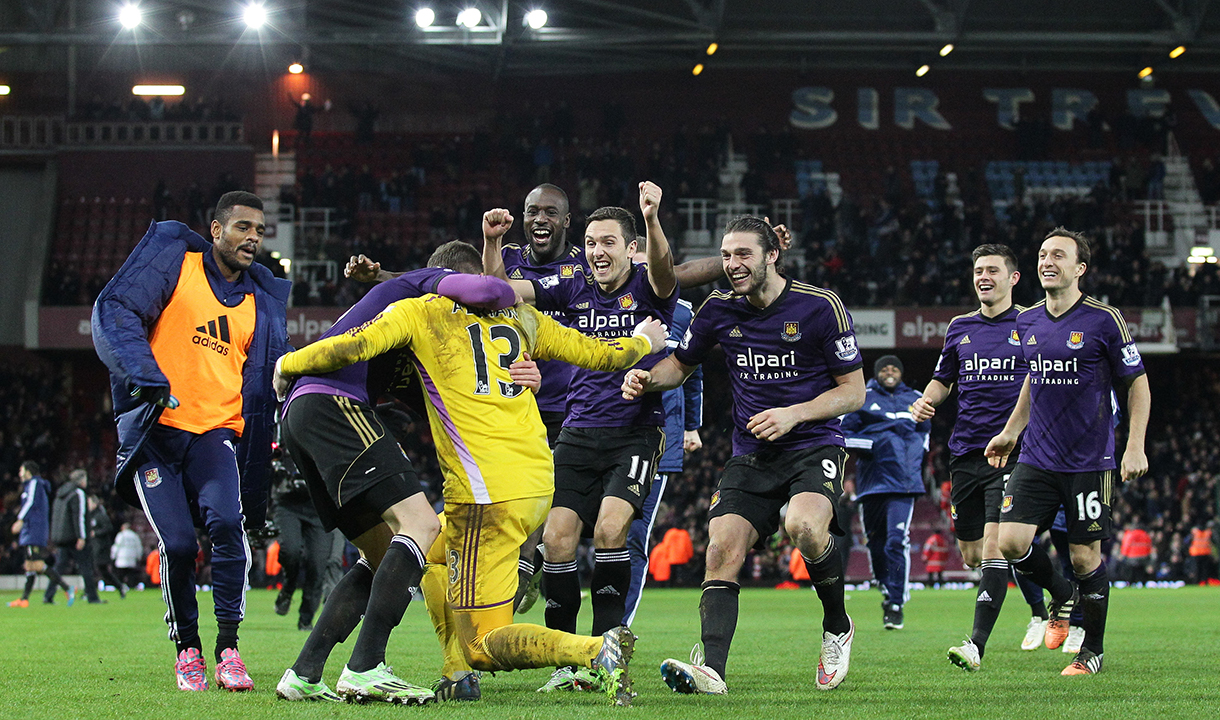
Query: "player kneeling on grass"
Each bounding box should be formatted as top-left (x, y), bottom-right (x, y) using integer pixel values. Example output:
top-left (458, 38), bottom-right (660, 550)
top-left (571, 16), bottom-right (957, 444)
top-left (621, 216), bottom-right (865, 693)
top-left (275, 225), bottom-right (669, 706)
top-left (270, 241), bottom-right (552, 705)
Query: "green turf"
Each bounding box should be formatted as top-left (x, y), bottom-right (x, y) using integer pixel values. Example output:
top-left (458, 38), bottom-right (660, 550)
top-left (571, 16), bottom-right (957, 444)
top-left (1, 585), bottom-right (1217, 719)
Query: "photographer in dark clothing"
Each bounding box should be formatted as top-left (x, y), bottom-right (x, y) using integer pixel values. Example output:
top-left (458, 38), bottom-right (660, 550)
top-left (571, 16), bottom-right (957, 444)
top-left (88, 495), bottom-right (127, 598)
top-left (271, 459), bottom-right (332, 631)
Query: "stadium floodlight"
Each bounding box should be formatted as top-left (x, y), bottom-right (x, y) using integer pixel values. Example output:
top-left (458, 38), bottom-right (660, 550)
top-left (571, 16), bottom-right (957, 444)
top-left (916, 64), bottom-right (930, 77)
top-left (119, 4), bottom-right (143, 30)
top-left (133, 85), bottom-right (186, 96)
top-left (939, 43), bottom-right (953, 57)
top-left (1139, 66), bottom-right (1154, 79)
top-left (525, 9), bottom-right (548, 29)
top-left (243, 3), bottom-right (267, 29)
top-left (1170, 45), bottom-right (1186, 58)
top-left (706, 42), bottom-right (718, 55)
top-left (288, 62), bottom-right (303, 74)
top-left (692, 63), bottom-right (704, 76)
top-left (456, 7), bottom-right (481, 28)
top-left (0, 85), bottom-right (10, 96)
top-left (415, 7), bottom-right (435, 28)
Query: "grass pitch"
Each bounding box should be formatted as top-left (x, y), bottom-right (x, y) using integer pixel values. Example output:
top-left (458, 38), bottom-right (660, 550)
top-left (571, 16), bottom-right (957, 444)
top-left (1, 584), bottom-right (1217, 719)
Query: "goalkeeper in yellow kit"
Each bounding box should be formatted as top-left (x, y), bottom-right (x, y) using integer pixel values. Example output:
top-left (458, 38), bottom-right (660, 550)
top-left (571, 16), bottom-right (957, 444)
top-left (274, 210), bottom-right (667, 706)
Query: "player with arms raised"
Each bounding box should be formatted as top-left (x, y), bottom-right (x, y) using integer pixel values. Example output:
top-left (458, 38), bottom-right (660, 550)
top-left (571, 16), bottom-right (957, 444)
top-left (484, 182), bottom-right (679, 692)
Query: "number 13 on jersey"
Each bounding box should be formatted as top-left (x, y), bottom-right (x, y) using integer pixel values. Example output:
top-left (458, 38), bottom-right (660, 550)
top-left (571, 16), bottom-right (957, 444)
top-left (466, 323), bottom-right (525, 399)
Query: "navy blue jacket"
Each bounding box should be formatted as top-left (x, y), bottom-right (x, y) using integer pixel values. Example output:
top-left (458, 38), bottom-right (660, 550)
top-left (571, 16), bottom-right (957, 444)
top-left (17, 476), bottom-right (52, 547)
top-left (659, 298), bottom-right (704, 473)
top-left (92, 220), bottom-right (292, 526)
top-left (841, 379), bottom-right (930, 498)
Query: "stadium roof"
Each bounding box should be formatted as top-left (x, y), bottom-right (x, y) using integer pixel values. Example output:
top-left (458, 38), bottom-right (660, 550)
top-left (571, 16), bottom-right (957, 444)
top-left (1, 0), bottom-right (1219, 76)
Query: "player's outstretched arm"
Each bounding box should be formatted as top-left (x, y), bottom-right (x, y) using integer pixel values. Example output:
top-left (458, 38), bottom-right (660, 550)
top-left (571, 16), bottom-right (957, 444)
top-left (345, 254), bottom-right (402, 283)
top-left (526, 305), bottom-right (665, 371)
top-left (640, 181), bottom-right (677, 299)
top-left (674, 257), bottom-right (721, 288)
top-left (673, 218), bottom-right (788, 289)
top-left (434, 274), bottom-right (516, 311)
top-left (346, 267), bottom-right (516, 310)
top-left (747, 367), bottom-right (865, 442)
top-left (1121, 374), bottom-right (1151, 481)
top-left (985, 375), bottom-right (1031, 467)
top-left (621, 354), bottom-right (696, 400)
top-left (275, 299), bottom-right (420, 396)
top-left (912, 379), bottom-right (952, 422)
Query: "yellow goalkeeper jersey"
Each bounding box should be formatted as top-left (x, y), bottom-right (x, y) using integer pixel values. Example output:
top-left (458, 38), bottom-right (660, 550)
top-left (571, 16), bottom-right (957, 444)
top-left (280, 296), bottom-right (652, 504)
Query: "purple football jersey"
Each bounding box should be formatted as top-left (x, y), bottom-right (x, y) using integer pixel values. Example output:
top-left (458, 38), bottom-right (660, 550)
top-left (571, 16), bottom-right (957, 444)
top-left (933, 306), bottom-right (1029, 456)
top-left (502, 242), bottom-right (589, 414)
top-left (1016, 296), bottom-right (1146, 472)
top-left (674, 279), bottom-right (862, 456)
top-left (286, 267), bottom-right (451, 406)
top-left (532, 263), bottom-right (677, 427)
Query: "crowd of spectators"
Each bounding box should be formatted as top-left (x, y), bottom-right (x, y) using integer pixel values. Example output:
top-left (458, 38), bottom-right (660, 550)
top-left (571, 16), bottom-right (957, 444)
top-left (71, 95), bottom-right (241, 123)
top-left (1112, 364), bottom-right (1220, 584)
top-left (790, 164), bottom-right (1219, 309)
top-left (40, 101), bottom-right (1220, 311)
top-left (270, 115), bottom-right (1219, 311)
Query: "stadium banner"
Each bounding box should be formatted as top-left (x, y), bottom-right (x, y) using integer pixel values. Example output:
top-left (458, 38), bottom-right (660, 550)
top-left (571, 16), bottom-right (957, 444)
top-left (34, 305), bottom-right (1197, 350)
top-left (848, 309), bottom-right (896, 349)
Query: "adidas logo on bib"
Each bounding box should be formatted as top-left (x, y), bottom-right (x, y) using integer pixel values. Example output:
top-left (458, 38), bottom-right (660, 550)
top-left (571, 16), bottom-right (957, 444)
top-left (193, 315), bottom-right (232, 355)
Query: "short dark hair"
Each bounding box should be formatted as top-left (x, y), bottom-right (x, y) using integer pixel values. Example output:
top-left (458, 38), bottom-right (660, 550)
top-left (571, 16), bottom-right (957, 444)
top-left (971, 243), bottom-right (1019, 274)
top-left (724, 215), bottom-right (784, 270)
top-left (20, 460), bottom-right (40, 477)
top-left (427, 240), bottom-right (482, 274)
top-left (528, 184), bottom-right (570, 215)
top-left (585, 206), bottom-right (637, 244)
top-left (1044, 226), bottom-right (1091, 268)
top-left (214, 191), bottom-right (264, 226)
